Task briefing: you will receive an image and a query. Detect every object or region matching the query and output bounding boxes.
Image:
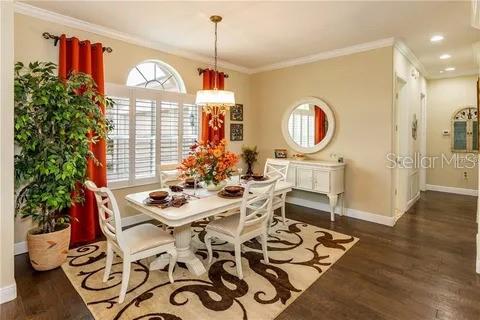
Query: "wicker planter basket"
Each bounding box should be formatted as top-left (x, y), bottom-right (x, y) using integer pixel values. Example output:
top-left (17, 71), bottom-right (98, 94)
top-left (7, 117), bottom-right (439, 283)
top-left (27, 224), bottom-right (71, 271)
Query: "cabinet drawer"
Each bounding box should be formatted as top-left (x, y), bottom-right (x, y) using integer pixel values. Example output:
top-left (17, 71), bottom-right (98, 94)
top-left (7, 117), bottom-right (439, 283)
top-left (296, 167), bottom-right (314, 190)
top-left (313, 170), bottom-right (330, 193)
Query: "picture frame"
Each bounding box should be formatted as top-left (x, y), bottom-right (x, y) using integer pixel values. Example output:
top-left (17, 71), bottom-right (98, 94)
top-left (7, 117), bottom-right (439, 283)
top-left (274, 149), bottom-right (288, 159)
top-left (230, 123), bottom-right (243, 141)
top-left (230, 104), bottom-right (244, 121)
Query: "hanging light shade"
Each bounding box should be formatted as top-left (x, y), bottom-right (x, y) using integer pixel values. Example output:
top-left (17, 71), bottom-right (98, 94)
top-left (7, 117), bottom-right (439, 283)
top-left (195, 89), bottom-right (235, 106)
top-left (196, 15), bottom-right (235, 129)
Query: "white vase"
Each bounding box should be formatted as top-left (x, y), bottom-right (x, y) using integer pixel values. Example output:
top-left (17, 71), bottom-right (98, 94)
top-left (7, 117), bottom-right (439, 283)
top-left (202, 180), bottom-right (227, 191)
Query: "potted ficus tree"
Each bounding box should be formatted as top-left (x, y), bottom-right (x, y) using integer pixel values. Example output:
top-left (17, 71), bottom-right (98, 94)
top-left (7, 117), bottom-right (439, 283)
top-left (241, 145), bottom-right (259, 175)
top-left (14, 61), bottom-right (111, 271)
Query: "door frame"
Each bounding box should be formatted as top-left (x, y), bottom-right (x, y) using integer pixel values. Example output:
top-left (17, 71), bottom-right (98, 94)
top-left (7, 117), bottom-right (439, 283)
top-left (392, 74), bottom-right (407, 217)
top-left (419, 92), bottom-right (427, 191)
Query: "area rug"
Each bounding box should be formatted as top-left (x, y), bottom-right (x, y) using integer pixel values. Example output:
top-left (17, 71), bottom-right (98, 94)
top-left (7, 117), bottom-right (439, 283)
top-left (61, 217), bottom-right (358, 320)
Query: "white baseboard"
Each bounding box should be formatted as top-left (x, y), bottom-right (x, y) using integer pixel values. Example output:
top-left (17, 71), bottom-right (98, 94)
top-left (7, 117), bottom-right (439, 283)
top-left (405, 192), bottom-right (421, 212)
top-left (14, 241), bottom-right (28, 255)
top-left (286, 196), bottom-right (396, 227)
top-left (426, 184), bottom-right (478, 196)
top-left (14, 213), bottom-right (152, 256)
top-left (0, 283), bottom-right (17, 304)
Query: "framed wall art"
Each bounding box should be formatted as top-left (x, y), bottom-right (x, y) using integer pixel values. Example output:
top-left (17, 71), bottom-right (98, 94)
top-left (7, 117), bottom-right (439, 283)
top-left (230, 104), bottom-right (244, 121)
top-left (230, 123), bottom-right (243, 141)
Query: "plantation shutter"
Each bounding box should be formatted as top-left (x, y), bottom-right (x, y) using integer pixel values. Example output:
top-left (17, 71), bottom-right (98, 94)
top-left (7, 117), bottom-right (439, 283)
top-left (182, 103), bottom-right (200, 157)
top-left (106, 97), bottom-right (130, 183)
top-left (135, 99), bottom-right (156, 179)
top-left (159, 101), bottom-right (179, 165)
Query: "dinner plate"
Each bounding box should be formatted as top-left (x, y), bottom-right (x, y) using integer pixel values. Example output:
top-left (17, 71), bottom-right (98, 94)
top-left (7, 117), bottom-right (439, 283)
top-left (144, 197), bottom-right (171, 205)
top-left (217, 190), bottom-right (244, 199)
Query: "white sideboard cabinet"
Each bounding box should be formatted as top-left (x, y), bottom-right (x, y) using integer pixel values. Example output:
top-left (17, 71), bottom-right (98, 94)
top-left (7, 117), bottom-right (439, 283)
top-left (271, 158), bottom-right (345, 221)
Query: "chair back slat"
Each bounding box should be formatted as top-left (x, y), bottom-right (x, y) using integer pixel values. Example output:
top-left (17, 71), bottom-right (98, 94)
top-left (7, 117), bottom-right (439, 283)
top-left (235, 178), bottom-right (277, 236)
top-left (85, 180), bottom-right (125, 249)
top-left (264, 159), bottom-right (289, 182)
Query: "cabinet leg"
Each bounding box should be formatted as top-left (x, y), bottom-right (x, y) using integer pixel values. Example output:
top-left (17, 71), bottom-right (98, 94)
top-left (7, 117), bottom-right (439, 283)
top-left (340, 193), bottom-right (346, 216)
top-left (328, 194), bottom-right (338, 222)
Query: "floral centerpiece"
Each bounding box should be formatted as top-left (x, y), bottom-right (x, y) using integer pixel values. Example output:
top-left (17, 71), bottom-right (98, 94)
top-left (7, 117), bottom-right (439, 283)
top-left (178, 139), bottom-right (239, 191)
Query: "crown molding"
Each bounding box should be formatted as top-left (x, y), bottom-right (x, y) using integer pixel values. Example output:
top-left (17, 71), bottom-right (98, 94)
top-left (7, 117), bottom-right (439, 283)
top-left (472, 0), bottom-right (480, 29)
top-left (394, 39), bottom-right (428, 78)
top-left (13, 2), bottom-right (252, 74)
top-left (250, 37), bottom-right (396, 74)
top-left (428, 69), bottom-right (479, 80)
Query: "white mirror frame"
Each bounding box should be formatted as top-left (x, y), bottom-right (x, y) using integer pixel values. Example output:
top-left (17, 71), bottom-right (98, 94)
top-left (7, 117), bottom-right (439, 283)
top-left (281, 96), bottom-right (335, 154)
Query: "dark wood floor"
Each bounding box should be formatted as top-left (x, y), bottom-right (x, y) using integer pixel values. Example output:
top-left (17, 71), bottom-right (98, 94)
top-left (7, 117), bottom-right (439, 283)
top-left (2, 191), bottom-right (479, 320)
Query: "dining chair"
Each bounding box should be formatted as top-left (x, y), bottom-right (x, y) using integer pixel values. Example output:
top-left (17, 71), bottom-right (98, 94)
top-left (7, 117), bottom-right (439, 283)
top-left (204, 178), bottom-right (277, 279)
top-left (158, 166), bottom-right (180, 188)
top-left (263, 158), bottom-right (290, 225)
top-left (85, 181), bottom-right (177, 304)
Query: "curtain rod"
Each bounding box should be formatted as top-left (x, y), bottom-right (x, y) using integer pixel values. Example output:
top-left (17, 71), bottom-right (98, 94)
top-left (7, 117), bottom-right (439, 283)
top-left (197, 67), bottom-right (229, 78)
top-left (42, 32), bottom-right (113, 53)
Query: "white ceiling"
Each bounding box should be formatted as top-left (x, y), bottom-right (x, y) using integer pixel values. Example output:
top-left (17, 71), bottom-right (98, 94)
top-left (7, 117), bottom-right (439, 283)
top-left (21, 1), bottom-right (480, 78)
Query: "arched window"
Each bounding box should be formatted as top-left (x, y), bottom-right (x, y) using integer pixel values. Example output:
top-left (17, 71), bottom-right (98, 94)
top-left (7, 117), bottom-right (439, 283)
top-left (452, 106), bottom-right (478, 152)
top-left (126, 60), bottom-right (186, 93)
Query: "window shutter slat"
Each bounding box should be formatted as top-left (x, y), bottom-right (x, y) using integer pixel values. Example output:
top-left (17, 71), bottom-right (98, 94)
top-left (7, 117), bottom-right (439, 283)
top-left (106, 97), bottom-right (130, 183)
top-left (159, 102), bottom-right (179, 165)
top-left (135, 99), bottom-right (156, 179)
top-left (182, 104), bottom-right (200, 157)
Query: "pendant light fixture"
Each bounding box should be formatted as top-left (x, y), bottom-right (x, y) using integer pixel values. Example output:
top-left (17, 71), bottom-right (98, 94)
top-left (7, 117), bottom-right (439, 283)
top-left (195, 15), bottom-right (235, 130)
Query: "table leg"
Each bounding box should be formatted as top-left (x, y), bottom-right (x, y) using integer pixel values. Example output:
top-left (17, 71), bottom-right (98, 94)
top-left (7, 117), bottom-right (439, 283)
top-left (150, 224), bottom-right (207, 276)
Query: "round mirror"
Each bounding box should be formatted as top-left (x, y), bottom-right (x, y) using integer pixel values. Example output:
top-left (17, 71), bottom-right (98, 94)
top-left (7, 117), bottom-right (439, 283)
top-left (281, 97), bottom-right (335, 153)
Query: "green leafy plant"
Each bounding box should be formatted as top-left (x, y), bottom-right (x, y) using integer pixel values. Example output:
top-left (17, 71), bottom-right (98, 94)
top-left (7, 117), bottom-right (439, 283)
top-left (241, 145), bottom-right (259, 175)
top-left (14, 61), bottom-right (112, 234)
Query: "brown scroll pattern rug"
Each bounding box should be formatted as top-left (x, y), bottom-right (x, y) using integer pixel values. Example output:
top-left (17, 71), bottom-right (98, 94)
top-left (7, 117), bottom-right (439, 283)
top-left (61, 217), bottom-right (358, 320)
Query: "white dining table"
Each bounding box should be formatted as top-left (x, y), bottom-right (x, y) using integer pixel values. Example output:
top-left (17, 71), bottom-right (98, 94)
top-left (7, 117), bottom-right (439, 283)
top-left (125, 179), bottom-right (293, 276)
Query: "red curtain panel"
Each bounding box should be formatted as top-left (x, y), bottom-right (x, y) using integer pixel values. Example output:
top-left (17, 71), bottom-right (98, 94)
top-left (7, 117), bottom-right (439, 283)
top-left (58, 34), bottom-right (106, 246)
top-left (314, 106), bottom-right (326, 144)
top-left (200, 69), bottom-right (225, 144)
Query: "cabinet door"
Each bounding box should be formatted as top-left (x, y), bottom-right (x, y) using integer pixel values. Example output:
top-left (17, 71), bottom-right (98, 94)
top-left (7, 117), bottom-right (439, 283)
top-left (296, 167), bottom-right (314, 190)
top-left (287, 167), bottom-right (296, 186)
top-left (313, 170), bottom-right (330, 193)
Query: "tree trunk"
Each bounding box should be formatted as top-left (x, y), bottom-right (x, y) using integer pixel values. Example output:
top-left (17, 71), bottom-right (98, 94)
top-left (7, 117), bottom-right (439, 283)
top-left (246, 163), bottom-right (253, 175)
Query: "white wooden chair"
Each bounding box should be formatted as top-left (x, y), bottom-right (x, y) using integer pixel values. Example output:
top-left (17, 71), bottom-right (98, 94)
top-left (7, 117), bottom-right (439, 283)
top-left (158, 166), bottom-right (180, 188)
top-left (204, 178), bottom-right (277, 279)
top-left (85, 181), bottom-right (177, 304)
top-left (263, 159), bottom-right (290, 225)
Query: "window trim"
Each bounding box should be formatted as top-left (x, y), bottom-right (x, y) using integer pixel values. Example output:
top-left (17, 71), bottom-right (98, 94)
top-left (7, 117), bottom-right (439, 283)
top-left (126, 60), bottom-right (187, 93)
top-left (106, 83), bottom-right (200, 189)
top-left (451, 106), bottom-right (478, 153)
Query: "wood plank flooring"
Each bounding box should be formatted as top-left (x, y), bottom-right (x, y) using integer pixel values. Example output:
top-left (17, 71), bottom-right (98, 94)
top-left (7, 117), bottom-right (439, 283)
top-left (1, 191), bottom-right (479, 320)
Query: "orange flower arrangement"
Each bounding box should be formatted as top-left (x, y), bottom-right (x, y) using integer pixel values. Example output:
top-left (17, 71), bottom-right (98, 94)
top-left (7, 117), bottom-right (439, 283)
top-left (178, 139), bottom-right (239, 185)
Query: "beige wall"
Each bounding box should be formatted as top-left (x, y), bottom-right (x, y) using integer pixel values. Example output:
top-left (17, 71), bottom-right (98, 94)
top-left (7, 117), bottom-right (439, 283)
top-left (251, 47), bottom-right (394, 217)
top-left (13, 13), bottom-right (255, 243)
top-left (427, 75), bottom-right (479, 190)
top-left (1, 1), bottom-right (16, 301)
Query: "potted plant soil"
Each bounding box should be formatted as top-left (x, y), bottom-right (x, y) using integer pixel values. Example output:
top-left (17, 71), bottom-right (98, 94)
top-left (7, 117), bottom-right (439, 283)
top-left (14, 62), bottom-right (111, 271)
top-left (241, 145), bottom-right (259, 176)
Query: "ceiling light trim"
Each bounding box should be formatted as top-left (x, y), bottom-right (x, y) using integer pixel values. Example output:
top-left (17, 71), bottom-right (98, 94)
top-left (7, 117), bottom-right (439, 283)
top-left (251, 38), bottom-right (396, 74)
top-left (14, 2), bottom-right (251, 74)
